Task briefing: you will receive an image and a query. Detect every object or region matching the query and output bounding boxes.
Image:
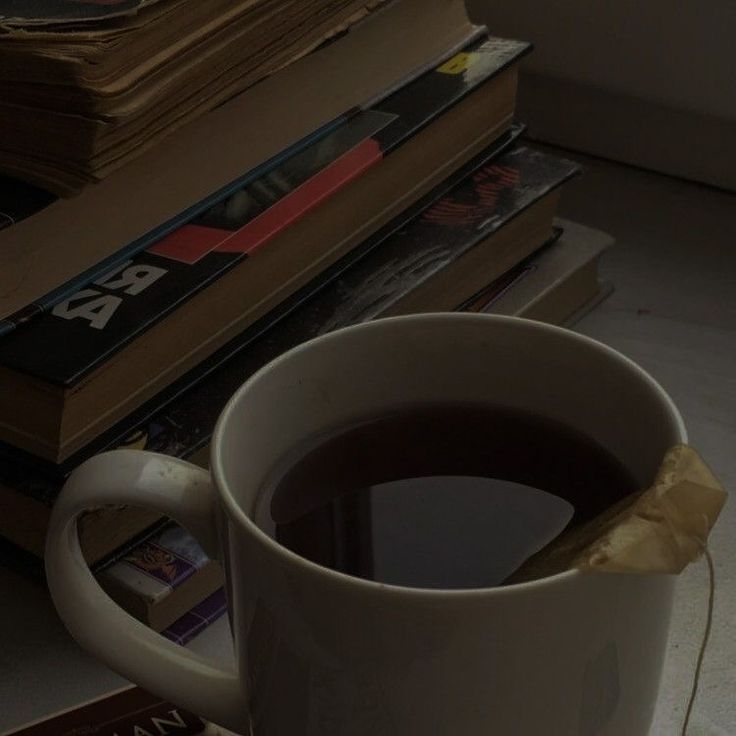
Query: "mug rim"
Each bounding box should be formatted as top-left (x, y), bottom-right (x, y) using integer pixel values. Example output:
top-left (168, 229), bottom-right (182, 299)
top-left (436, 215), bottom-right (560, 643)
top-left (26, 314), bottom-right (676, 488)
top-left (210, 312), bottom-right (687, 598)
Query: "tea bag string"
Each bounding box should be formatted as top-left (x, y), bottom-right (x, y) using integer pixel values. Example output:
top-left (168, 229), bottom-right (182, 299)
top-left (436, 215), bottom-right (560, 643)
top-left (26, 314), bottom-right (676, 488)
top-left (680, 538), bottom-right (716, 736)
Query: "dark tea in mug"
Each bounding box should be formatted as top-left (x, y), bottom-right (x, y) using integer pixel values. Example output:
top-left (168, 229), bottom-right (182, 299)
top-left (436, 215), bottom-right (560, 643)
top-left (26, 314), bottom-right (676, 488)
top-left (256, 403), bottom-right (638, 589)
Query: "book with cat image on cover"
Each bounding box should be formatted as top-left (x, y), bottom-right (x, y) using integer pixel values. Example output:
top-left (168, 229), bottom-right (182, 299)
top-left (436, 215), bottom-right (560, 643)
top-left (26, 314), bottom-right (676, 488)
top-left (0, 34), bottom-right (530, 464)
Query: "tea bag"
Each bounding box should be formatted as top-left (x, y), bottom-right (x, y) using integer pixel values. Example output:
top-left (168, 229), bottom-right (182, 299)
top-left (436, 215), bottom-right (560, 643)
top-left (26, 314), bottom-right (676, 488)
top-left (511, 444), bottom-right (726, 582)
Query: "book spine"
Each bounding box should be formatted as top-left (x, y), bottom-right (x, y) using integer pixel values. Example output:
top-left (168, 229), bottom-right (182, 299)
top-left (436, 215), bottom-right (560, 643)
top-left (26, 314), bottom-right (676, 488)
top-left (161, 588), bottom-right (228, 647)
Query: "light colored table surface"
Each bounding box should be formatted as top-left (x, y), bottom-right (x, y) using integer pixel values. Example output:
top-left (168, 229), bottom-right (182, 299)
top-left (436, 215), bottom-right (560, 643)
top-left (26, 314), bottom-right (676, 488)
top-left (0, 149), bottom-right (734, 734)
top-left (557, 150), bottom-right (736, 736)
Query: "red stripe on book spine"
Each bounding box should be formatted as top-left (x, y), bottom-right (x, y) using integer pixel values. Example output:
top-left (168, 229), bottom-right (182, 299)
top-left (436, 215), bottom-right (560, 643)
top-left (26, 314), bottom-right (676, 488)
top-left (147, 223), bottom-right (231, 264)
top-left (216, 138), bottom-right (384, 255)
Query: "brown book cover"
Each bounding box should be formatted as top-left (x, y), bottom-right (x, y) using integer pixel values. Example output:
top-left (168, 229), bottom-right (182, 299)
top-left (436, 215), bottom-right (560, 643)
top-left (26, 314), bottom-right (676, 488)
top-left (2, 685), bottom-right (205, 736)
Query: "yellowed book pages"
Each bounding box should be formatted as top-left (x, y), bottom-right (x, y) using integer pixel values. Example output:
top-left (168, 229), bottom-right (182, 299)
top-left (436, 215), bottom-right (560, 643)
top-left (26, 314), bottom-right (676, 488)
top-left (0, 0), bottom-right (476, 321)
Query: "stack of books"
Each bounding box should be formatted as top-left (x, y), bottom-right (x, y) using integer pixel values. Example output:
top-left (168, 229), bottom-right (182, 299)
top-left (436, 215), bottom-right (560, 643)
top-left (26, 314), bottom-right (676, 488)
top-left (0, 0), bottom-right (613, 641)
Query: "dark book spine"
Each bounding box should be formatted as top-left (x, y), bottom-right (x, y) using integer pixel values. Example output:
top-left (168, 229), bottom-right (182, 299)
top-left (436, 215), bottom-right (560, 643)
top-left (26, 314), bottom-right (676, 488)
top-left (7, 686), bottom-right (204, 736)
top-left (162, 588), bottom-right (228, 646)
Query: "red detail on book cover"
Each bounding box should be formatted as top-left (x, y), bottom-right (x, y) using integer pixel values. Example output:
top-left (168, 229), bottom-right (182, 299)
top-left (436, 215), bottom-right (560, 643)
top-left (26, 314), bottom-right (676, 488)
top-left (147, 223), bottom-right (231, 264)
top-left (215, 138), bottom-right (384, 255)
top-left (423, 163), bottom-right (521, 226)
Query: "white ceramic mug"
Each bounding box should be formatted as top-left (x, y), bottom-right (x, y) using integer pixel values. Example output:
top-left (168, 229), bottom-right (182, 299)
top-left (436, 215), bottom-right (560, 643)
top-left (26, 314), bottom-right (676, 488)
top-left (46, 314), bottom-right (686, 735)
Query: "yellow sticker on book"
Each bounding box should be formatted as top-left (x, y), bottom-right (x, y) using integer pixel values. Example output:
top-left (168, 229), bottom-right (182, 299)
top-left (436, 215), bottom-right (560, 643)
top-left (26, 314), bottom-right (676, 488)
top-left (437, 52), bottom-right (479, 75)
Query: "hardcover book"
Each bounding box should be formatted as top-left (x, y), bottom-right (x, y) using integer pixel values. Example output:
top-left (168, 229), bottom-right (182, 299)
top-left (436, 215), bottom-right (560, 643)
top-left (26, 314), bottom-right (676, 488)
top-left (471, 218), bottom-right (614, 325)
top-left (0, 34), bottom-right (531, 463)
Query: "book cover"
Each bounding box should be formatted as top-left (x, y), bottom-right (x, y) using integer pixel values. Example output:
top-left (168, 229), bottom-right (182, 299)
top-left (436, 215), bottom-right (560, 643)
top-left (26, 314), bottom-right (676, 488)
top-left (94, 520), bottom-right (222, 630)
top-left (161, 588), bottom-right (228, 647)
top-left (2, 685), bottom-right (205, 736)
top-left (0, 34), bottom-right (531, 381)
top-left (0, 125), bottom-right (526, 511)
top-left (101, 523), bottom-right (211, 603)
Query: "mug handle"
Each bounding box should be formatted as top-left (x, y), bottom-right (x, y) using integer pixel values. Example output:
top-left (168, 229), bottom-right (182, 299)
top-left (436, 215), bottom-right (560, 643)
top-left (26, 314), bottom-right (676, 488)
top-left (45, 449), bottom-right (247, 734)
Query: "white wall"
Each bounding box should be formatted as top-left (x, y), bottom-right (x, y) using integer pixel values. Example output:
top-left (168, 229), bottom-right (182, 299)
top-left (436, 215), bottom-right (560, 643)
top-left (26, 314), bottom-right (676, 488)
top-left (467, 0), bottom-right (736, 188)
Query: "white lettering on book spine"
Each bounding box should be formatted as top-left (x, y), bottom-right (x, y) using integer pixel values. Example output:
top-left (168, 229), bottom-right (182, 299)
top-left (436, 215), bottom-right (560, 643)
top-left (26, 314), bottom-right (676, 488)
top-left (111, 707), bottom-right (191, 735)
top-left (95, 264), bottom-right (167, 295)
top-left (150, 710), bottom-right (189, 733)
top-left (52, 262), bottom-right (167, 329)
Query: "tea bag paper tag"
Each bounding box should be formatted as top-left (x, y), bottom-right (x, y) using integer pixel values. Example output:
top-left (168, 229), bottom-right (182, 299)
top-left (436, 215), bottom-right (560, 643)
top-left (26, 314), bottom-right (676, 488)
top-left (512, 445), bottom-right (726, 580)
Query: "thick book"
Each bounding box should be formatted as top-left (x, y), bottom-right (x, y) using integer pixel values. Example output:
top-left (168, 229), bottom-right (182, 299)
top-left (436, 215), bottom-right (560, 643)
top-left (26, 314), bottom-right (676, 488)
top-left (1, 685), bottom-right (205, 736)
top-left (474, 217), bottom-right (614, 325)
top-left (0, 34), bottom-right (530, 463)
top-left (0, 0), bottom-right (480, 321)
top-left (0, 143), bottom-right (578, 566)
